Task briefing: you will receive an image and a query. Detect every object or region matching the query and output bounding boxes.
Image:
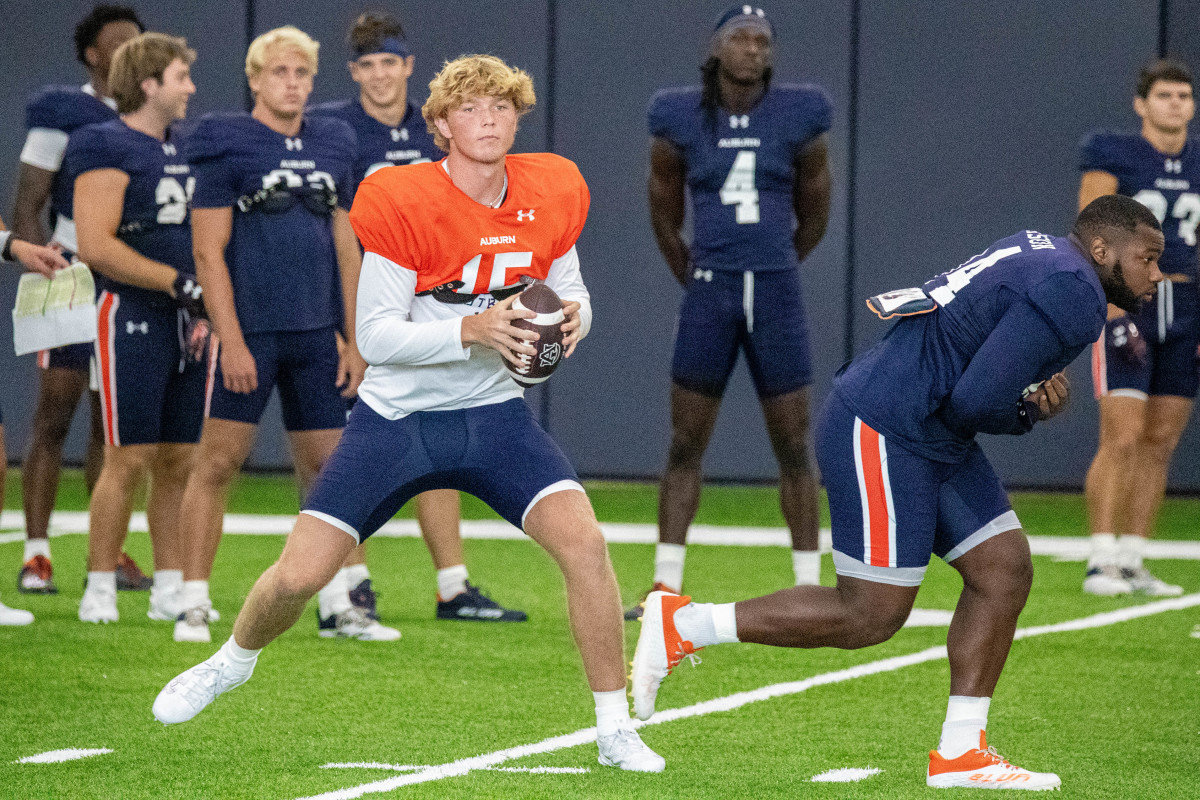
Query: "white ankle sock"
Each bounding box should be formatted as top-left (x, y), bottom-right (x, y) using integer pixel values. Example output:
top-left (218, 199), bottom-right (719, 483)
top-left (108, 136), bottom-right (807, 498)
top-left (86, 571), bottom-right (117, 594)
top-left (437, 564), bottom-right (469, 600)
top-left (343, 564), bottom-right (370, 587)
top-left (673, 601), bottom-right (739, 648)
top-left (652, 543), bottom-right (685, 593)
top-left (23, 538), bottom-right (50, 562)
top-left (223, 635), bottom-right (260, 666)
top-left (593, 689), bottom-right (631, 737)
top-left (792, 549), bottom-right (820, 586)
top-left (1087, 533), bottom-right (1119, 568)
top-left (317, 571), bottom-right (352, 618)
top-left (1117, 535), bottom-right (1146, 570)
top-left (182, 580), bottom-right (210, 609)
top-left (938, 695), bottom-right (991, 758)
top-left (154, 569), bottom-right (183, 595)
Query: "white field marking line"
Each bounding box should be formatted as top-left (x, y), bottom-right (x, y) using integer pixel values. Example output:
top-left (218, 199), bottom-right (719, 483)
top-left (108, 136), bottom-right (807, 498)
top-left (293, 593), bottom-right (1200, 800)
top-left (2, 510), bottom-right (1199, 560)
top-left (320, 763), bottom-right (587, 776)
top-left (15, 748), bottom-right (113, 764)
top-left (811, 767), bottom-right (882, 783)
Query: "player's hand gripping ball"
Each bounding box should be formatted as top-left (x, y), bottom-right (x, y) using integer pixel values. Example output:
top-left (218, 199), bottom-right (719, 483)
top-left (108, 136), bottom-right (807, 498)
top-left (506, 283), bottom-right (566, 387)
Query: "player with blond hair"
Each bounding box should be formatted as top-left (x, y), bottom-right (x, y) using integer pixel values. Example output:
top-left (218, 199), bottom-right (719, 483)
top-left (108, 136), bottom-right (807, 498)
top-left (154, 53), bottom-right (666, 773)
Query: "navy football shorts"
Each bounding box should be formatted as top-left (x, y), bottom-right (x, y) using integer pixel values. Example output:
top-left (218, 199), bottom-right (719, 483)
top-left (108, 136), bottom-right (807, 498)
top-left (206, 326), bottom-right (346, 431)
top-left (1091, 284), bottom-right (1200, 400)
top-left (672, 267), bottom-right (812, 399)
top-left (303, 398), bottom-right (584, 542)
top-left (93, 290), bottom-right (206, 446)
top-left (36, 341), bottom-right (93, 372)
top-left (815, 392), bottom-right (1020, 587)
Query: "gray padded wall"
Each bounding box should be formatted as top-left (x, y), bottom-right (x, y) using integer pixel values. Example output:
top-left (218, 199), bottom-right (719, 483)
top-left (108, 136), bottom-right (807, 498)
top-left (550, 0), bottom-right (852, 480)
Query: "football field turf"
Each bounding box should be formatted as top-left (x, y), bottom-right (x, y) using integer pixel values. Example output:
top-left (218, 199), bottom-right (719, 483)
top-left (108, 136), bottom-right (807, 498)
top-left (1, 470), bottom-right (1196, 799)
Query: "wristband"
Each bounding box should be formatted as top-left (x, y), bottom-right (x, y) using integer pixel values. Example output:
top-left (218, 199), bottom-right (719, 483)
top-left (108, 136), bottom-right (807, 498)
top-left (0, 231), bottom-right (13, 263)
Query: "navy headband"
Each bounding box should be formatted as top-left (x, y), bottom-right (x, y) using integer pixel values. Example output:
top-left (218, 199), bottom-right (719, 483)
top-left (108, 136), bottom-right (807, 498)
top-left (353, 35), bottom-right (410, 60)
top-left (710, 5), bottom-right (775, 52)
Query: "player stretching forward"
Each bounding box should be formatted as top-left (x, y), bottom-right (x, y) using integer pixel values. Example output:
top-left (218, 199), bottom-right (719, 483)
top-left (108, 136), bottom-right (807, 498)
top-left (628, 6), bottom-right (830, 618)
top-left (72, 33), bottom-right (209, 623)
top-left (13, 3), bottom-right (149, 595)
top-left (169, 27), bottom-right (394, 643)
top-left (309, 11), bottom-right (526, 623)
top-left (632, 195), bottom-right (1166, 791)
top-left (1080, 59), bottom-right (1197, 597)
top-left (155, 54), bottom-right (665, 773)
top-left (0, 218), bottom-right (71, 624)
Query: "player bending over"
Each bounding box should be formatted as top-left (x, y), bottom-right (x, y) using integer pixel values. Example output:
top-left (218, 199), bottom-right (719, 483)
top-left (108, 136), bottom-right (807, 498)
top-left (631, 195), bottom-right (1166, 791)
top-left (154, 54), bottom-right (665, 773)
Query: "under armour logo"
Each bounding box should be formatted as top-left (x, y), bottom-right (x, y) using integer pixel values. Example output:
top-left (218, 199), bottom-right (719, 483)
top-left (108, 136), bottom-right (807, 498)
top-left (729, 115), bottom-right (749, 129)
top-left (162, 143), bottom-right (177, 156)
top-left (1165, 158), bottom-right (1183, 173)
top-left (517, 209), bottom-right (535, 221)
top-left (126, 321), bottom-right (149, 335)
top-left (741, 4), bottom-right (766, 16)
top-left (693, 268), bottom-right (713, 282)
top-left (285, 138), bottom-right (303, 151)
top-left (390, 128), bottom-right (409, 142)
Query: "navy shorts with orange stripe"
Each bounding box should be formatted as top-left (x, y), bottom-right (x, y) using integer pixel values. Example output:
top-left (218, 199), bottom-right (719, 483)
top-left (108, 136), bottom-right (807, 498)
top-left (93, 290), bottom-right (206, 446)
top-left (815, 392), bottom-right (1020, 587)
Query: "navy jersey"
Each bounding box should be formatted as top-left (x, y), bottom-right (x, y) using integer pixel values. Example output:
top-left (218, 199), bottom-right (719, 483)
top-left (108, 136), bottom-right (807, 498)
top-left (308, 99), bottom-right (437, 185)
top-left (648, 83), bottom-right (831, 273)
top-left (837, 231), bottom-right (1107, 463)
top-left (65, 119), bottom-right (194, 305)
top-left (186, 112), bottom-right (356, 334)
top-left (25, 85), bottom-right (118, 228)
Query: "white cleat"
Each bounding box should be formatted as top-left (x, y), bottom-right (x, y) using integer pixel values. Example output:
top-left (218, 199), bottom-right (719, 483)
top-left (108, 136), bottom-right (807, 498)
top-left (1083, 564), bottom-right (1131, 596)
top-left (597, 726), bottom-right (666, 773)
top-left (174, 604), bottom-right (214, 643)
top-left (928, 733), bottom-right (1060, 791)
top-left (630, 591), bottom-right (700, 721)
top-left (79, 586), bottom-right (119, 623)
top-left (153, 648), bottom-right (254, 724)
top-left (318, 607), bottom-right (401, 641)
top-left (1123, 566), bottom-right (1184, 597)
top-left (148, 587), bottom-right (184, 622)
top-left (0, 600), bottom-right (34, 626)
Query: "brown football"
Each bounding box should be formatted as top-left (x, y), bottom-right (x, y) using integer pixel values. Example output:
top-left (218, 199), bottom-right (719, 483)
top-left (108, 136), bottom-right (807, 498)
top-left (507, 283), bottom-right (566, 387)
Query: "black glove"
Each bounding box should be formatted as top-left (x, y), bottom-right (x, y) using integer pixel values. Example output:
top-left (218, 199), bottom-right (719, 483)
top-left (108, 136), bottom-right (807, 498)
top-left (1107, 316), bottom-right (1147, 367)
top-left (172, 272), bottom-right (206, 319)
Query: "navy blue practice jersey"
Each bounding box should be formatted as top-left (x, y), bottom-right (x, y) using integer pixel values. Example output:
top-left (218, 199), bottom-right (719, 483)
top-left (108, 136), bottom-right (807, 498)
top-left (65, 119), bottom-right (194, 304)
top-left (186, 112), bottom-right (356, 334)
top-left (25, 86), bottom-right (118, 228)
top-left (648, 83), bottom-right (831, 273)
top-left (308, 99), bottom-right (436, 185)
top-left (837, 231), bottom-right (1107, 463)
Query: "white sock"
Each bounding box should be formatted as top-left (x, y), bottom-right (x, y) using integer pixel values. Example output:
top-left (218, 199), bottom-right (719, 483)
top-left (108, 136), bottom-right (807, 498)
top-left (317, 571), bottom-right (352, 618)
top-left (437, 564), bottom-right (469, 600)
top-left (652, 542), bottom-right (685, 593)
top-left (86, 571), bottom-right (117, 595)
top-left (938, 695), bottom-right (991, 758)
top-left (1087, 533), bottom-right (1119, 568)
top-left (23, 538), bottom-right (50, 562)
top-left (153, 569), bottom-right (183, 595)
top-left (343, 564), bottom-right (370, 588)
top-left (593, 689), bottom-right (631, 737)
top-left (182, 580), bottom-right (210, 609)
top-left (673, 601), bottom-right (739, 648)
top-left (222, 635), bottom-right (260, 668)
top-left (792, 549), bottom-right (820, 586)
top-left (1118, 535), bottom-right (1146, 570)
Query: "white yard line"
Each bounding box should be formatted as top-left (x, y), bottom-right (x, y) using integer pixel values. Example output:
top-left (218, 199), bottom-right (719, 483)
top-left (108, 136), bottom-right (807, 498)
top-left (292, 594), bottom-right (1200, 799)
top-left (2, 511), bottom-right (1199, 559)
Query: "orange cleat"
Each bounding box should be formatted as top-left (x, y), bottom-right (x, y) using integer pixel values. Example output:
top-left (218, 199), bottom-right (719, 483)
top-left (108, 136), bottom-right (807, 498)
top-left (629, 590), bottom-right (701, 720)
top-left (18, 554), bottom-right (57, 594)
top-left (928, 732), bottom-right (1061, 790)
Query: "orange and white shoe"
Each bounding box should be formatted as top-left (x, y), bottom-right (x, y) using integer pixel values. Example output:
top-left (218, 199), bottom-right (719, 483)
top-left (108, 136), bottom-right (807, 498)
top-left (629, 591), bottom-right (701, 721)
top-left (928, 733), bottom-right (1061, 790)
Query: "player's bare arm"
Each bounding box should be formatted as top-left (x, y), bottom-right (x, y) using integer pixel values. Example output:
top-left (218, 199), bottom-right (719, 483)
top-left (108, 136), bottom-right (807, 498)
top-left (192, 206), bottom-right (256, 393)
top-left (75, 168), bottom-right (178, 292)
top-left (1, 217), bottom-right (68, 277)
top-left (792, 133), bottom-right (831, 262)
top-left (648, 136), bottom-right (690, 285)
top-left (332, 208), bottom-right (367, 397)
top-left (460, 293), bottom-right (537, 367)
top-left (10, 163), bottom-right (56, 244)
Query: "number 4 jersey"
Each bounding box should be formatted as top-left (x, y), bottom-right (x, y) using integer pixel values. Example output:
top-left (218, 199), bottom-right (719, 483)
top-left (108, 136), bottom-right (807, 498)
top-left (64, 118), bottom-right (194, 303)
top-left (648, 83), bottom-right (831, 273)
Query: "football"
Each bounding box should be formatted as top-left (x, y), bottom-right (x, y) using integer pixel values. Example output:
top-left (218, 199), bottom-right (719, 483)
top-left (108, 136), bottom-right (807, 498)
top-left (506, 283), bottom-right (566, 387)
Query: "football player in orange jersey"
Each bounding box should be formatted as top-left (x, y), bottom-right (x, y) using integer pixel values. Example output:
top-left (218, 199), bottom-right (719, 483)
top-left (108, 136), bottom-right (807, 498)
top-left (154, 54), bottom-right (665, 773)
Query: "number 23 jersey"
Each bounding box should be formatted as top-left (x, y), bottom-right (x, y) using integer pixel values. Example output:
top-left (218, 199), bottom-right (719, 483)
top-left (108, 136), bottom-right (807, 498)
top-left (349, 153), bottom-right (591, 418)
top-left (649, 83), bottom-right (831, 273)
